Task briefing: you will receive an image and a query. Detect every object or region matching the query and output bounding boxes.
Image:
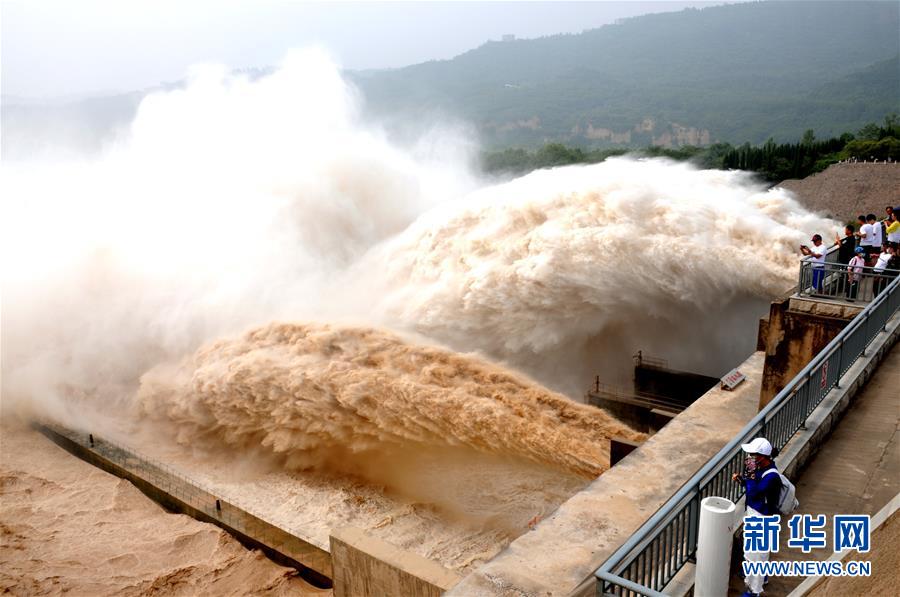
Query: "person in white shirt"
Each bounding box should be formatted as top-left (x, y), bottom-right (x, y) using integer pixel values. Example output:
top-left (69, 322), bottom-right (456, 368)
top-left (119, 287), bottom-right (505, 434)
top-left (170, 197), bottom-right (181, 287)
top-left (800, 234), bottom-right (828, 292)
top-left (874, 249), bottom-right (892, 272)
top-left (869, 213), bottom-right (884, 251)
top-left (857, 214), bottom-right (875, 257)
top-left (873, 246), bottom-right (895, 296)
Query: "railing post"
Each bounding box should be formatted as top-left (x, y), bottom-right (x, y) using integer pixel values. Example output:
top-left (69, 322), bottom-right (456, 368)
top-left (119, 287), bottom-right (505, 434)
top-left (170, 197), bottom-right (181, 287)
top-left (834, 341), bottom-right (842, 389)
top-left (862, 313), bottom-right (870, 356)
top-left (801, 373), bottom-right (813, 423)
top-left (859, 313), bottom-right (869, 358)
top-left (687, 487), bottom-right (701, 561)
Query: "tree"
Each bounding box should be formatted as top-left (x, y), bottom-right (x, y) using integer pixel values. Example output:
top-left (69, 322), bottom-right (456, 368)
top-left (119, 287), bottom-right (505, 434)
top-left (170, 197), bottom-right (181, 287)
top-left (534, 143), bottom-right (584, 168)
top-left (801, 129), bottom-right (816, 146)
top-left (842, 138), bottom-right (900, 161)
top-left (857, 122), bottom-right (881, 141)
top-left (482, 148), bottom-right (531, 173)
top-left (884, 113), bottom-right (900, 137)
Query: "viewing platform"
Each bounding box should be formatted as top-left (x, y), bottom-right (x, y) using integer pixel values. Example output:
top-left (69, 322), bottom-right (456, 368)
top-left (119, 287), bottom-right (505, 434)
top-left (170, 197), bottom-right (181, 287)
top-left (592, 269), bottom-right (899, 596)
top-left (747, 345), bottom-right (900, 595)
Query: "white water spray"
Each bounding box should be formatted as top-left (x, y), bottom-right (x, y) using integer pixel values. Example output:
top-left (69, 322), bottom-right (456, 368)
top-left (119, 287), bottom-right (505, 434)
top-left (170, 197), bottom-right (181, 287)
top-left (2, 48), bottom-right (837, 457)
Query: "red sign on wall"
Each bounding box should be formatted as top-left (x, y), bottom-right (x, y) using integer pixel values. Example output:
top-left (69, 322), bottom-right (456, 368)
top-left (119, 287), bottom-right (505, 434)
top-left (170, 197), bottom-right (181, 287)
top-left (720, 368), bottom-right (746, 390)
top-left (820, 360), bottom-right (829, 390)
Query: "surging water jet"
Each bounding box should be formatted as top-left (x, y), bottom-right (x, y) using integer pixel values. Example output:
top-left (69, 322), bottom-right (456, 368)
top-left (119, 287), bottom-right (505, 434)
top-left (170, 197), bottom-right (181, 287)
top-left (354, 158), bottom-right (837, 394)
top-left (137, 322), bottom-right (644, 479)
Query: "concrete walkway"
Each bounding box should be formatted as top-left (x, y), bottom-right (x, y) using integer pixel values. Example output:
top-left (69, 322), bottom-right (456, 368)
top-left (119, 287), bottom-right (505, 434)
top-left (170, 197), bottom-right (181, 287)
top-left (732, 344), bottom-right (900, 596)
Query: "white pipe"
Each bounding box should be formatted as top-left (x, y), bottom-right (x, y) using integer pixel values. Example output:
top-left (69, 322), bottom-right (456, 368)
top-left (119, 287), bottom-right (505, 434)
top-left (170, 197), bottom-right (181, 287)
top-left (695, 496), bottom-right (736, 597)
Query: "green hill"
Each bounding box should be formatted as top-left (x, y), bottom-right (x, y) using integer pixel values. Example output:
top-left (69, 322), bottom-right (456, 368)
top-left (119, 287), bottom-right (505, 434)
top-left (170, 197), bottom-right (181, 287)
top-left (350, 1), bottom-right (900, 148)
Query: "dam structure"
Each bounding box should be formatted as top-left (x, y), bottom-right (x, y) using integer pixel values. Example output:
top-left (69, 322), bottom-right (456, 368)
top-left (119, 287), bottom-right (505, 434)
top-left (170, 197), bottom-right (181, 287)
top-left (34, 256), bottom-right (900, 597)
top-left (452, 258), bottom-right (900, 597)
top-left (590, 281), bottom-right (899, 596)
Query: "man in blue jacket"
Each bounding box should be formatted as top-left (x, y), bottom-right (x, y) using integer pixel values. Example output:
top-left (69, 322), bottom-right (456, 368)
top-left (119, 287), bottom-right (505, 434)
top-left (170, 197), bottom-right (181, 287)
top-left (732, 437), bottom-right (782, 597)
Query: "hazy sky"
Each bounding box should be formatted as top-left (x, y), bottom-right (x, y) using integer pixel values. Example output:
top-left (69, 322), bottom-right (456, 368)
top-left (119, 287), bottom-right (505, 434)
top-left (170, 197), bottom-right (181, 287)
top-left (2, 1), bottom-right (726, 99)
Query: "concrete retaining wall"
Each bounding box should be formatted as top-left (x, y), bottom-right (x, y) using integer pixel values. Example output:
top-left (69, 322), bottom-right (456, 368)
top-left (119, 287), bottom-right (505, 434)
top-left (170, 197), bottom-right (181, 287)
top-left (37, 425), bottom-right (333, 586)
top-left (330, 527), bottom-right (461, 597)
top-left (757, 296), bottom-right (862, 407)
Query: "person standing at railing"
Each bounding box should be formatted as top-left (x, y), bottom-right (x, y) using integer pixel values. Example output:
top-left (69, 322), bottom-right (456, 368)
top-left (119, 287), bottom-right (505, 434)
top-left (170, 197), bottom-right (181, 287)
top-left (866, 214), bottom-right (883, 263)
top-left (857, 214), bottom-right (876, 261)
top-left (884, 247), bottom-right (900, 286)
top-left (855, 214), bottom-right (867, 239)
top-left (834, 225), bottom-right (857, 296)
top-left (872, 245), bottom-right (897, 296)
top-left (800, 234), bottom-right (827, 292)
top-left (732, 438), bottom-right (783, 597)
top-left (835, 225), bottom-right (857, 265)
top-left (886, 208), bottom-right (900, 249)
top-left (870, 214), bottom-right (884, 254)
top-left (880, 206), bottom-right (893, 246)
top-left (847, 247), bottom-right (866, 300)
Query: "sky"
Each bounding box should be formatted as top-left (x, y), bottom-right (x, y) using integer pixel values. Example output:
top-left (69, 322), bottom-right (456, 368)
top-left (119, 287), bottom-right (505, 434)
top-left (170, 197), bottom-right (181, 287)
top-left (1, 1), bottom-right (725, 99)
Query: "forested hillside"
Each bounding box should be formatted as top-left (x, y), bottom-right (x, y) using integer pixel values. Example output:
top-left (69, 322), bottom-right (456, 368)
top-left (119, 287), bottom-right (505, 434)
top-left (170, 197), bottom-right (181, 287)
top-left (481, 116), bottom-right (900, 181)
top-left (350, 1), bottom-right (899, 149)
top-left (4, 1), bottom-right (897, 159)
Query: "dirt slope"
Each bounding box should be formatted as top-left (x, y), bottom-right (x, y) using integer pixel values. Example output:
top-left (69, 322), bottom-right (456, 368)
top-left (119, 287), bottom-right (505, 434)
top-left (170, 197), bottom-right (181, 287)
top-left (778, 163), bottom-right (900, 223)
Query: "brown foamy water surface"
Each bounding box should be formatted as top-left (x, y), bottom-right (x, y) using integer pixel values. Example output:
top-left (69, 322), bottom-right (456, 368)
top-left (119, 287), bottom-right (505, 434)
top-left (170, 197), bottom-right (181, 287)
top-left (138, 322), bottom-right (642, 477)
top-left (125, 321), bottom-right (644, 572)
top-left (134, 439), bottom-right (590, 573)
top-left (0, 423), bottom-right (327, 596)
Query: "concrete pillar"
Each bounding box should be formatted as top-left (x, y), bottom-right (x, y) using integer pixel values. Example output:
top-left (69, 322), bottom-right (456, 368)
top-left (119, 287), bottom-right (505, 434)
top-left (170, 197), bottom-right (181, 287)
top-left (609, 437), bottom-right (641, 467)
top-left (757, 296), bottom-right (858, 408)
top-left (695, 496), bottom-right (736, 597)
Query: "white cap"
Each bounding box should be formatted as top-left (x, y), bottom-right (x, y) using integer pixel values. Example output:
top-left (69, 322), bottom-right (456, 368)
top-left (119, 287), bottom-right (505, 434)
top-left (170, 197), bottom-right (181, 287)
top-left (741, 437), bottom-right (773, 456)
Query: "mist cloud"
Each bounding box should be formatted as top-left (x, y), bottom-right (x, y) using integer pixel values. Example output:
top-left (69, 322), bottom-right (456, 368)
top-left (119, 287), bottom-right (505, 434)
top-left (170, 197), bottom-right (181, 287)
top-left (356, 159), bottom-right (836, 393)
top-left (2, 48), bottom-right (837, 452)
top-left (1, 49), bottom-right (477, 422)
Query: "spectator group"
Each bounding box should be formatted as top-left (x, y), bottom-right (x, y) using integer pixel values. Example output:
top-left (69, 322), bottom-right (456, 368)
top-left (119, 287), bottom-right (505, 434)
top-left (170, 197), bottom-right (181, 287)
top-left (801, 205), bottom-right (900, 300)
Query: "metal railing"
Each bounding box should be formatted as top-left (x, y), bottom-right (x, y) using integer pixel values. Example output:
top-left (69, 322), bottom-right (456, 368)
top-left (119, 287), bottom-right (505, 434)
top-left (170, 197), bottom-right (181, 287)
top-left (590, 380), bottom-right (686, 413)
top-left (38, 424), bottom-right (332, 581)
top-left (594, 273), bottom-right (900, 596)
top-left (798, 259), bottom-right (900, 303)
top-left (633, 351), bottom-right (669, 370)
